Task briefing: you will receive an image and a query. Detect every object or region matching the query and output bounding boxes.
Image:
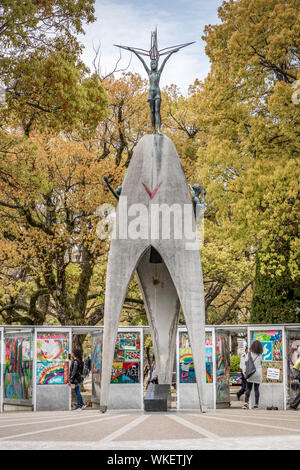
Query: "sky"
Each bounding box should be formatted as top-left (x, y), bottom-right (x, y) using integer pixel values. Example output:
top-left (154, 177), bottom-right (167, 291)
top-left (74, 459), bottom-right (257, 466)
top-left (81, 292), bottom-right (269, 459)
top-left (78, 0), bottom-right (224, 95)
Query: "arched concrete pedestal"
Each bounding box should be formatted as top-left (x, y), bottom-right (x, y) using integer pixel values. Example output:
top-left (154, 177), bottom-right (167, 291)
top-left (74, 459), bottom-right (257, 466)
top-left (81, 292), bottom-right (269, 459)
top-left (100, 135), bottom-right (206, 412)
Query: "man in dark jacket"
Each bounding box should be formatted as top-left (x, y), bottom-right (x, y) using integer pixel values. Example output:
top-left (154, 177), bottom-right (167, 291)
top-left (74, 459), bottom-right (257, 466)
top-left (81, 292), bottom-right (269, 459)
top-left (69, 349), bottom-right (85, 410)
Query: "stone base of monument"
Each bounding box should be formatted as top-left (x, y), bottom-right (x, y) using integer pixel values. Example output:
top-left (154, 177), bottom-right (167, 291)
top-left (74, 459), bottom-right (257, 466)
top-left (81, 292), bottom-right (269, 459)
top-left (144, 384), bottom-right (171, 412)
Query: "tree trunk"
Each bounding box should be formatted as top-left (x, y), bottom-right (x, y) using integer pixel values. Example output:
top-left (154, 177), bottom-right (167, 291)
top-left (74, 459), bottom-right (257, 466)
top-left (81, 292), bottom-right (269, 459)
top-left (74, 245), bottom-right (94, 322)
top-left (72, 334), bottom-right (86, 355)
top-left (231, 334), bottom-right (238, 355)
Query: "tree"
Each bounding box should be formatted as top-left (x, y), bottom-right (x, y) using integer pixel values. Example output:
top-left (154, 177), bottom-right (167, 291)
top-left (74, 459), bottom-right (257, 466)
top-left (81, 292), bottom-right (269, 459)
top-left (0, 1), bottom-right (95, 53)
top-left (251, 255), bottom-right (300, 324)
top-left (160, 81), bottom-right (255, 325)
top-left (0, 0), bottom-right (119, 334)
top-left (95, 72), bottom-right (151, 166)
top-left (2, 45), bottom-right (108, 136)
top-left (0, 1), bottom-right (99, 135)
top-left (0, 132), bottom-right (124, 327)
top-left (196, 0), bottom-right (300, 323)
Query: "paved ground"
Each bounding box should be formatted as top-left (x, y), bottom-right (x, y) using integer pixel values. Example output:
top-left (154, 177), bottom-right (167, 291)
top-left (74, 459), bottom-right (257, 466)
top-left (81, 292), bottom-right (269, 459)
top-left (0, 407), bottom-right (299, 450)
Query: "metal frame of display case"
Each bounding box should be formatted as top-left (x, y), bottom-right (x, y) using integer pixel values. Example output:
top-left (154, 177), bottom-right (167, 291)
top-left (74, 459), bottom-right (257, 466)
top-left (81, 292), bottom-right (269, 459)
top-left (176, 326), bottom-right (215, 410)
top-left (2, 327), bottom-right (34, 409)
top-left (284, 325), bottom-right (300, 405)
top-left (215, 325), bottom-right (248, 409)
top-left (33, 326), bottom-right (73, 411)
top-left (90, 327), bottom-right (104, 407)
top-left (214, 328), bottom-right (231, 407)
top-left (0, 323), bottom-right (299, 412)
top-left (89, 326), bottom-right (144, 409)
top-left (176, 327), bottom-right (181, 410)
top-left (71, 324), bottom-right (103, 409)
top-left (0, 327), bottom-right (3, 412)
top-left (109, 326), bottom-right (144, 410)
top-left (211, 327), bottom-right (217, 409)
top-left (248, 325), bottom-right (286, 409)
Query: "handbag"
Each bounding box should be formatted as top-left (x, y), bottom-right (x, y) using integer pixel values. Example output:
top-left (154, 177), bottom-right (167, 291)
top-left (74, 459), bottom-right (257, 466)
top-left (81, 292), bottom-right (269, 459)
top-left (245, 353), bottom-right (258, 380)
top-left (293, 356), bottom-right (300, 372)
top-left (292, 357), bottom-right (300, 380)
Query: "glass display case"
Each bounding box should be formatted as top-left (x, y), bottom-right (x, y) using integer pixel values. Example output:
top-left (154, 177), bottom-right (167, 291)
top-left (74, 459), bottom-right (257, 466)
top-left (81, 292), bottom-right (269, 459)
top-left (36, 333), bottom-right (69, 385)
top-left (91, 331), bottom-right (103, 403)
top-left (250, 329), bottom-right (283, 383)
top-left (3, 330), bottom-right (33, 405)
top-left (178, 331), bottom-right (213, 384)
top-left (286, 329), bottom-right (300, 401)
top-left (111, 332), bottom-right (141, 384)
top-left (215, 330), bottom-right (230, 405)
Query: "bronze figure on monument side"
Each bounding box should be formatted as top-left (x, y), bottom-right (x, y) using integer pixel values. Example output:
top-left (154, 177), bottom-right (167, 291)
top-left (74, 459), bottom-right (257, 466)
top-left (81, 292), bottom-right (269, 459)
top-left (115, 28), bottom-right (194, 135)
top-left (189, 183), bottom-right (206, 216)
top-left (103, 176), bottom-right (122, 200)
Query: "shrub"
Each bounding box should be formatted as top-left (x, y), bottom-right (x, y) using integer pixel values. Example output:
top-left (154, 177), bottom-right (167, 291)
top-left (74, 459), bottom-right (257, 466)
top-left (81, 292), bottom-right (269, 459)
top-left (230, 355), bottom-right (241, 372)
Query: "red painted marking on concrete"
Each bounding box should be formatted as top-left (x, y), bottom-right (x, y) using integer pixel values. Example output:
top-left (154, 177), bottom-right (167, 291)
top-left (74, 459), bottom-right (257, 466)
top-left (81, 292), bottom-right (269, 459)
top-left (142, 182), bottom-right (162, 199)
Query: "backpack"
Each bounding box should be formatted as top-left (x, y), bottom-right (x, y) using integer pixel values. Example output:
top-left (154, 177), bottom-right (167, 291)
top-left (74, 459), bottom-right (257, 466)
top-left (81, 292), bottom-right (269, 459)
top-left (294, 356), bottom-right (300, 372)
top-left (245, 353), bottom-right (257, 380)
top-left (292, 357), bottom-right (300, 380)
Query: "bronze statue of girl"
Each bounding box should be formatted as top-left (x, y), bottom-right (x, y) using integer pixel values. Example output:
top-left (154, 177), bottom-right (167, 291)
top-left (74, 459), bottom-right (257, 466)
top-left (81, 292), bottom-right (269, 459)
top-left (115, 29), bottom-right (194, 135)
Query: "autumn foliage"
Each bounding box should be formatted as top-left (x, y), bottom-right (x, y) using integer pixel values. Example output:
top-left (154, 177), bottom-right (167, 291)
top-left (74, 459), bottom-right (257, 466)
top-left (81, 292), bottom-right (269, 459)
top-left (0, 0), bottom-right (299, 327)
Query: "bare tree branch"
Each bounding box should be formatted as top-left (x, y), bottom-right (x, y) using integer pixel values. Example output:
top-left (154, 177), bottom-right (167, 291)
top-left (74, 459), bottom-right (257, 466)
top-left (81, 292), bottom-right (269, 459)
top-left (92, 41), bottom-right (133, 82)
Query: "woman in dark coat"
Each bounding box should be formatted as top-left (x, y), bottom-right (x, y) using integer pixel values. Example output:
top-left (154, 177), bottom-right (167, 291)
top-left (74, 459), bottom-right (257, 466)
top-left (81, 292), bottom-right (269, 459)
top-left (69, 349), bottom-right (85, 410)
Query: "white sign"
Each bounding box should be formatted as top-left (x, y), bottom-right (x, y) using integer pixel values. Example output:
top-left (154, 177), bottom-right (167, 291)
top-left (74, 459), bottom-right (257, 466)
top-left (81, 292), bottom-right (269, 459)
top-left (267, 367), bottom-right (280, 381)
top-left (181, 363), bottom-right (190, 372)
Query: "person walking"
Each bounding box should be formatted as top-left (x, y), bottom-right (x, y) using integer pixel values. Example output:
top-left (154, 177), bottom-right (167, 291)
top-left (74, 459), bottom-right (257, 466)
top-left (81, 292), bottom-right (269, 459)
top-left (242, 340), bottom-right (263, 409)
top-left (69, 349), bottom-right (86, 411)
top-left (289, 350), bottom-right (300, 410)
top-left (149, 362), bottom-right (158, 384)
top-left (237, 343), bottom-right (248, 401)
top-left (146, 357), bottom-right (158, 388)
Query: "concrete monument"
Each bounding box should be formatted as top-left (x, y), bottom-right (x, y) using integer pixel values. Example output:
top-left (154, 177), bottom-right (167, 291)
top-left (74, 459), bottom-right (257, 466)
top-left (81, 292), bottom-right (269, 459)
top-left (100, 30), bottom-right (207, 413)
